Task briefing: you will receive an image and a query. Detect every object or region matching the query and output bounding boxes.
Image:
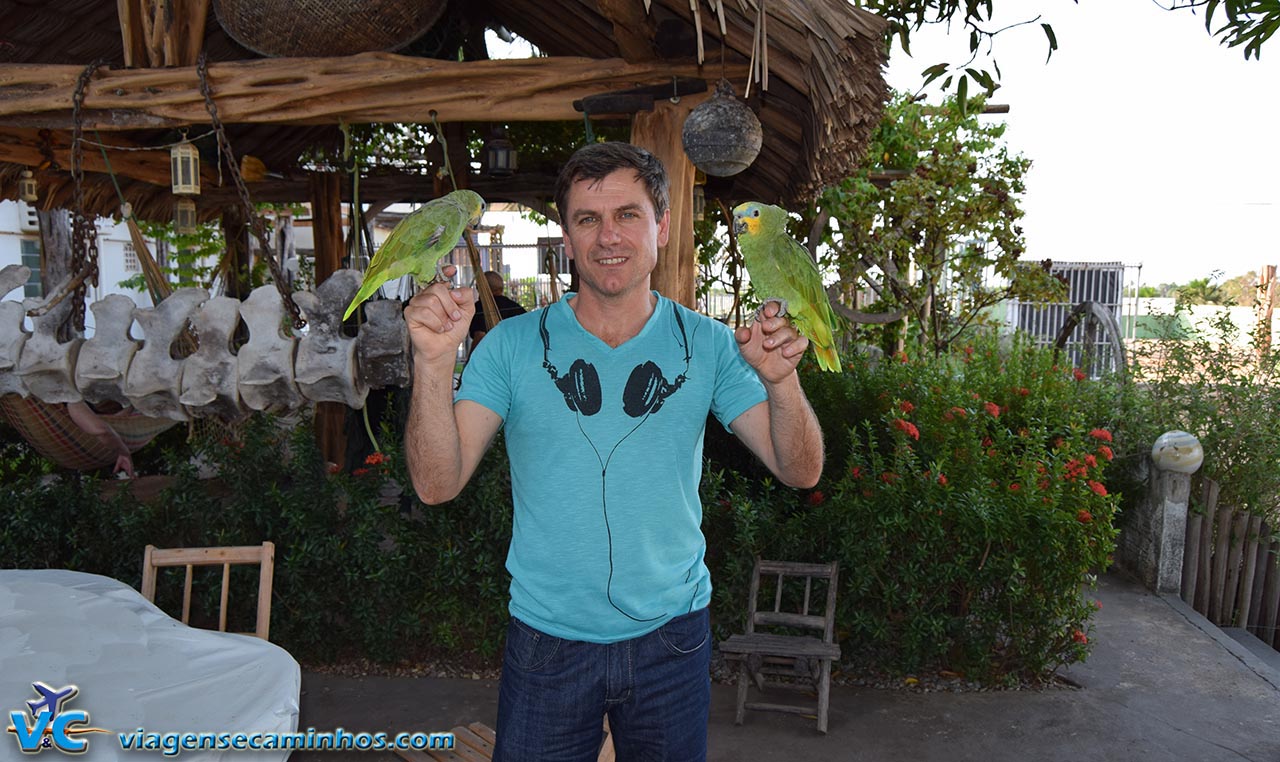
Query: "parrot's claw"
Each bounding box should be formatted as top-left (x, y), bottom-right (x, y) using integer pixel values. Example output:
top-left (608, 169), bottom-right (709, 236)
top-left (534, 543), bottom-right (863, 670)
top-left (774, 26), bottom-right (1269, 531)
top-left (759, 298), bottom-right (789, 318)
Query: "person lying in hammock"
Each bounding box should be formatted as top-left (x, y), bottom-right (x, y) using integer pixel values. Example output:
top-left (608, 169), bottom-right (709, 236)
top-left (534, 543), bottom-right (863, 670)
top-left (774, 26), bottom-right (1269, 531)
top-left (64, 401), bottom-right (135, 478)
top-left (0, 395), bottom-right (174, 478)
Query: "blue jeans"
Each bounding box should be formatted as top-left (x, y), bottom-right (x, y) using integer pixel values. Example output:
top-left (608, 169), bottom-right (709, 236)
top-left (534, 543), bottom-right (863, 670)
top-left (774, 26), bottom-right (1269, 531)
top-left (493, 607), bottom-right (711, 762)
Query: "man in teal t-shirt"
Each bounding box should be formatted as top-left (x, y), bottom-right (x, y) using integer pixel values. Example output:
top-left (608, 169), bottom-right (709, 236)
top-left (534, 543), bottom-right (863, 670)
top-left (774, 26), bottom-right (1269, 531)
top-left (404, 143), bottom-right (824, 761)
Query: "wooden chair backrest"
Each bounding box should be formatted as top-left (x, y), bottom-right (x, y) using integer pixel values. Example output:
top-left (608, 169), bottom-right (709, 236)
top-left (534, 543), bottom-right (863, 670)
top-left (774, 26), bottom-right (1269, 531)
top-left (140, 542), bottom-right (275, 640)
top-left (745, 558), bottom-right (839, 643)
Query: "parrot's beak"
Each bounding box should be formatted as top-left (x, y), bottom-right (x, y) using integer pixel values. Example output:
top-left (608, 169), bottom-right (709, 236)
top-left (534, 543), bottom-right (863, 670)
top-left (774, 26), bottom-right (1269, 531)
top-left (733, 218), bottom-right (746, 235)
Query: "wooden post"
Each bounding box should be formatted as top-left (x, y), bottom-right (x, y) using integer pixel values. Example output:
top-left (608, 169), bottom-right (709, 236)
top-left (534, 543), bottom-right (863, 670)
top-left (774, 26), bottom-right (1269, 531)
top-left (1256, 264), bottom-right (1276, 357)
top-left (631, 97), bottom-right (701, 309)
top-left (308, 171), bottom-right (347, 468)
top-left (219, 206), bottom-right (251, 300)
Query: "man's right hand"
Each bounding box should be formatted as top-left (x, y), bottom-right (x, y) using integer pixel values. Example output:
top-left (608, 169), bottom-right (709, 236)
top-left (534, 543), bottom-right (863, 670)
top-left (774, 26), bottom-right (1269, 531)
top-left (404, 264), bottom-right (475, 368)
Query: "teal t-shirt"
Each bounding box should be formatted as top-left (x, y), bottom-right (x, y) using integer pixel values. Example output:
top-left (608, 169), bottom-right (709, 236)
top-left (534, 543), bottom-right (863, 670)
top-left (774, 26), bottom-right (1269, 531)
top-left (455, 292), bottom-right (767, 643)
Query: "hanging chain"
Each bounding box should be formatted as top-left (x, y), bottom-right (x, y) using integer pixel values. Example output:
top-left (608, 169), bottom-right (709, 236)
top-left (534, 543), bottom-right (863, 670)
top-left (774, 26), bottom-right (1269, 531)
top-left (65, 58), bottom-right (108, 333)
top-left (196, 52), bottom-right (305, 329)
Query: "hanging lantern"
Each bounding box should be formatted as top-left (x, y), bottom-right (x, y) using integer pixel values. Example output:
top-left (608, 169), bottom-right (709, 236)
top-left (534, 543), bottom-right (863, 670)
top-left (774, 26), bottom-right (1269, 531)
top-left (483, 126), bottom-right (518, 178)
top-left (692, 185), bottom-right (706, 222)
top-left (18, 170), bottom-right (38, 203)
top-left (681, 79), bottom-right (763, 177)
top-left (174, 197), bottom-right (198, 234)
top-left (170, 140), bottom-right (201, 196)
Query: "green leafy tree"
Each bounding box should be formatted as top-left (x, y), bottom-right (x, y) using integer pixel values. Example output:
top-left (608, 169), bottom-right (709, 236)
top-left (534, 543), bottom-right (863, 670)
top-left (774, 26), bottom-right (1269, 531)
top-left (879, 1), bottom-right (1279, 107)
top-left (1175, 275), bottom-right (1235, 305)
top-left (817, 91), bottom-right (1064, 355)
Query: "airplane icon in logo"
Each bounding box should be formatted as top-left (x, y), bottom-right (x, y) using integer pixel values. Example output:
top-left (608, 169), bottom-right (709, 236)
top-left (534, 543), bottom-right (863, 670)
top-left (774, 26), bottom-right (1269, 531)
top-left (25, 682), bottom-right (77, 718)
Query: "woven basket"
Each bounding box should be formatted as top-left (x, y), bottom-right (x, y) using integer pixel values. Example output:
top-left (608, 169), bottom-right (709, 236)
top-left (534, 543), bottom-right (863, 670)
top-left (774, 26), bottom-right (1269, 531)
top-left (213, 0), bottom-right (447, 57)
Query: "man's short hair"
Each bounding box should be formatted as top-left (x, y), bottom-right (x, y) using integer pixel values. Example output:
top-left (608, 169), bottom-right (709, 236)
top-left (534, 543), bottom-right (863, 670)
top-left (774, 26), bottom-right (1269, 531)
top-left (553, 142), bottom-right (670, 224)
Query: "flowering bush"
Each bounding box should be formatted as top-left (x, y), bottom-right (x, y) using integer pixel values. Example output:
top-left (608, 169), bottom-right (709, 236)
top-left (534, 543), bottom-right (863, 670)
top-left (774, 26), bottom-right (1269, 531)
top-left (704, 333), bottom-right (1121, 681)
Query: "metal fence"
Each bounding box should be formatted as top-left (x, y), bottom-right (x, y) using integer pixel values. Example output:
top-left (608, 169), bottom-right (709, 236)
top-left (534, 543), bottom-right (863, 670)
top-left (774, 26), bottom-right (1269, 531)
top-left (1004, 261), bottom-right (1140, 377)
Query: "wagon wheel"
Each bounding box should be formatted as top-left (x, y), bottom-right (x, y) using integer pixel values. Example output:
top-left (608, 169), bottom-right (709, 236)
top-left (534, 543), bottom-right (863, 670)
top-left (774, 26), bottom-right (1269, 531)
top-left (1053, 301), bottom-right (1127, 381)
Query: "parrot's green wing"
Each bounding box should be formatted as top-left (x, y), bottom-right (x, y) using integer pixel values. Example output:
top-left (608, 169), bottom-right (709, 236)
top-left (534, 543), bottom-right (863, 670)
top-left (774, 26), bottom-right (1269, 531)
top-left (768, 232), bottom-right (842, 372)
top-left (735, 202), bottom-right (842, 372)
top-left (343, 190), bottom-right (485, 321)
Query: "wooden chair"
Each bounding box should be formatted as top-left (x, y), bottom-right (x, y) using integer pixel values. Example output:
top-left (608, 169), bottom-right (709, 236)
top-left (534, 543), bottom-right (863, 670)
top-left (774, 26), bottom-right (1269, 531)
top-left (719, 559), bottom-right (841, 733)
top-left (140, 542), bottom-right (275, 640)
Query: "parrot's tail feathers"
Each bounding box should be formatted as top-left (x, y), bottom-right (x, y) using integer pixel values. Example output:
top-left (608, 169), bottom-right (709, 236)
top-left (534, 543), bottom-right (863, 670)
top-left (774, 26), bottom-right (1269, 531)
top-left (813, 342), bottom-right (842, 373)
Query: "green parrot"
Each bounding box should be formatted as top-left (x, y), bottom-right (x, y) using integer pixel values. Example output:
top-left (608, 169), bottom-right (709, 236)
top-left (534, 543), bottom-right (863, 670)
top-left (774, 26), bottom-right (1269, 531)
top-left (732, 201), bottom-right (842, 372)
top-left (343, 189), bottom-right (487, 321)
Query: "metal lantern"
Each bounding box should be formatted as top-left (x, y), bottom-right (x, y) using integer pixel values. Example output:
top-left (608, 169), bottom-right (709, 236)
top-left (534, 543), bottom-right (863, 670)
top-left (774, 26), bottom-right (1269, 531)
top-left (484, 127), bottom-right (518, 177)
top-left (692, 185), bottom-right (706, 222)
top-left (171, 140), bottom-right (201, 196)
top-left (174, 197), bottom-right (198, 234)
top-left (681, 79), bottom-right (763, 177)
top-left (18, 170), bottom-right (38, 203)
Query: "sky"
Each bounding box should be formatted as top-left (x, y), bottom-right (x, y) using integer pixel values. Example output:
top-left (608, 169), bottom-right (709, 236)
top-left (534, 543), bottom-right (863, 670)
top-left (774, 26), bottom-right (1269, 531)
top-left (883, 0), bottom-right (1280, 289)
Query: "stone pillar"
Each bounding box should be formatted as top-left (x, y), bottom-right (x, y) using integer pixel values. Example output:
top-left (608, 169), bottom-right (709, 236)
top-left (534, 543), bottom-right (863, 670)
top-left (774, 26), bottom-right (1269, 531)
top-left (1119, 460), bottom-right (1193, 594)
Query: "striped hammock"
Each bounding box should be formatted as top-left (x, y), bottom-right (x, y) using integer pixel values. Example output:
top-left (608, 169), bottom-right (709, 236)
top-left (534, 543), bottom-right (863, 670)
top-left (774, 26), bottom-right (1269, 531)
top-left (0, 395), bottom-right (175, 472)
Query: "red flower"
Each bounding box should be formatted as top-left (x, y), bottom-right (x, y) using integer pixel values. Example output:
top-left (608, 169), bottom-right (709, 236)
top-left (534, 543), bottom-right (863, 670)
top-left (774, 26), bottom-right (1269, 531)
top-left (1065, 459), bottom-right (1087, 480)
top-left (951, 406), bottom-right (968, 419)
top-left (892, 418), bottom-right (920, 440)
top-left (983, 401), bottom-right (1001, 418)
top-left (1097, 445), bottom-right (1114, 462)
top-left (1009, 482), bottom-right (1021, 492)
top-left (1072, 629), bottom-right (1088, 645)
top-left (981, 436), bottom-right (994, 448)
top-left (1088, 480), bottom-right (1108, 496)
top-left (808, 491), bottom-right (825, 506)
top-left (1016, 387), bottom-right (1030, 396)
top-left (937, 473), bottom-right (949, 486)
top-left (326, 463), bottom-right (342, 475)
top-left (861, 488), bottom-right (875, 498)
top-left (1037, 478), bottom-right (1050, 490)
top-left (899, 400), bottom-right (915, 414)
top-left (897, 351), bottom-right (909, 363)
top-left (352, 467), bottom-right (371, 477)
top-left (850, 466), bottom-right (865, 480)
top-left (1073, 368), bottom-right (1086, 381)
top-left (1089, 428), bottom-right (1114, 443)
top-left (1094, 601), bottom-right (1103, 610)
top-left (1077, 509), bottom-right (1093, 523)
top-left (1084, 454), bottom-right (1098, 468)
top-left (880, 472), bottom-right (899, 484)
top-left (964, 345), bottom-right (975, 356)
top-left (365, 451), bottom-right (389, 466)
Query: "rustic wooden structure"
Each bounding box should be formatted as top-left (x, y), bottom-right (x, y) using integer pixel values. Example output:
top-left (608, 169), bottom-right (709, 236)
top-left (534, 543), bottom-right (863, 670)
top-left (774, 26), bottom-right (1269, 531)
top-left (0, 0), bottom-right (887, 308)
top-left (719, 558), bottom-right (841, 733)
top-left (141, 541), bottom-right (276, 641)
top-left (1181, 480), bottom-right (1280, 650)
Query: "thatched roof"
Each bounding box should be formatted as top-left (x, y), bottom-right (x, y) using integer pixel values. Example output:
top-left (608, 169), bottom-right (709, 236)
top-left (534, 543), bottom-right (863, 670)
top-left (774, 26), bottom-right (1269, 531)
top-left (0, 0), bottom-right (887, 221)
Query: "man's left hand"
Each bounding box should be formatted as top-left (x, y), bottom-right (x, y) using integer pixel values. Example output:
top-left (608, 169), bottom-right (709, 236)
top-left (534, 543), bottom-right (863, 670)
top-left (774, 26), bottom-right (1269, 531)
top-left (734, 301), bottom-right (808, 384)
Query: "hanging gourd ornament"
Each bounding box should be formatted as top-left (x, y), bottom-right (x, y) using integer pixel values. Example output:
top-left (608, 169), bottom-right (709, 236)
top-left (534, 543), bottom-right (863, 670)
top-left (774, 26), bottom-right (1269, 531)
top-left (681, 79), bottom-right (763, 177)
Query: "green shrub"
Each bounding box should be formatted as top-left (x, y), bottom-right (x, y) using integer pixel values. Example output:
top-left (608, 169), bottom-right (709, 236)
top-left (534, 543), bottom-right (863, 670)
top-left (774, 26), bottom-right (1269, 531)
top-left (704, 333), bottom-right (1121, 681)
top-left (1127, 306), bottom-right (1280, 525)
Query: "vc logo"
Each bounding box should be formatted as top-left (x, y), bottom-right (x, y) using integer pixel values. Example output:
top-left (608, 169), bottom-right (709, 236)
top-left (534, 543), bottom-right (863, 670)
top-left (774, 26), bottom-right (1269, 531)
top-left (6, 682), bottom-right (109, 755)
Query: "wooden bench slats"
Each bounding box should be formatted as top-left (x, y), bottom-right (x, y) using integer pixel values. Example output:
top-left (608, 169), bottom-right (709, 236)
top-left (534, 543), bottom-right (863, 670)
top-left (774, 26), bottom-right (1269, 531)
top-left (453, 725), bottom-right (495, 759)
top-left (753, 611), bottom-right (826, 630)
top-left (720, 633), bottom-right (841, 659)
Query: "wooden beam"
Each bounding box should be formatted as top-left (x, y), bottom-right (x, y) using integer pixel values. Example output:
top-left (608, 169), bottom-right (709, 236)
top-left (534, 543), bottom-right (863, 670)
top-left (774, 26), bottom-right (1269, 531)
top-left (0, 126), bottom-right (217, 188)
top-left (118, 0), bottom-right (148, 68)
top-left (631, 95), bottom-right (705, 309)
top-left (0, 54), bottom-right (743, 131)
top-left (596, 0), bottom-right (657, 62)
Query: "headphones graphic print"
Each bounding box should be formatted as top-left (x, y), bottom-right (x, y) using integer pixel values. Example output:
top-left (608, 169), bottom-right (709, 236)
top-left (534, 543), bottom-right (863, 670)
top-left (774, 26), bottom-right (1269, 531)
top-left (539, 304), bottom-right (693, 622)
